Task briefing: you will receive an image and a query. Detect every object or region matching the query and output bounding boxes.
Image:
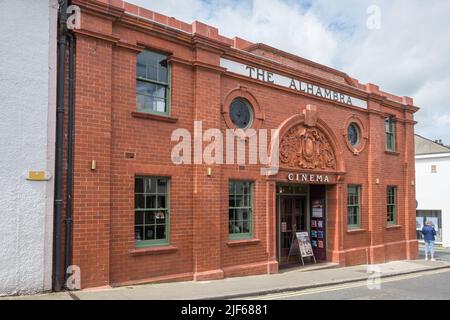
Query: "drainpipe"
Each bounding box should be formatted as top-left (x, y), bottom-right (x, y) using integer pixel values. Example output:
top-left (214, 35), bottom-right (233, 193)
top-left (53, 0), bottom-right (68, 292)
top-left (64, 32), bottom-right (75, 285)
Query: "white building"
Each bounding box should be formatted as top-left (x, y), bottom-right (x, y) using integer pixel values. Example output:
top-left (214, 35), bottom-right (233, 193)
top-left (415, 134), bottom-right (450, 247)
top-left (0, 0), bottom-right (58, 295)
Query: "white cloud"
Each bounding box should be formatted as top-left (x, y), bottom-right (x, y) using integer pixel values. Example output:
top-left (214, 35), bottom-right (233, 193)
top-left (330, 0), bottom-right (450, 144)
top-left (128, 0), bottom-right (450, 144)
top-left (129, 0), bottom-right (338, 65)
top-left (414, 78), bottom-right (450, 142)
top-left (211, 0), bottom-right (338, 65)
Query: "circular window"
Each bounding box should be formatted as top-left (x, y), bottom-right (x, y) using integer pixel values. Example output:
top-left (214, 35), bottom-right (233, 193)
top-left (229, 98), bottom-right (253, 129)
top-left (347, 122), bottom-right (360, 147)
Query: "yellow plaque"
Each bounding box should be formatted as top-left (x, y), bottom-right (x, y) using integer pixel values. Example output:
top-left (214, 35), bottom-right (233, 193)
top-left (28, 171), bottom-right (46, 181)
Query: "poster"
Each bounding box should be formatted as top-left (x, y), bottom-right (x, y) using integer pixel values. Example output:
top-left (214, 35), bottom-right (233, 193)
top-left (296, 232), bottom-right (314, 257)
top-left (281, 222), bottom-right (287, 232)
top-left (416, 217), bottom-right (424, 230)
top-left (318, 220), bottom-right (323, 228)
top-left (311, 230), bottom-right (317, 238)
top-left (312, 207), bottom-right (323, 218)
top-left (317, 231), bottom-right (324, 239)
top-left (312, 200), bottom-right (323, 218)
top-left (311, 240), bottom-right (317, 247)
top-left (311, 220), bottom-right (317, 228)
top-left (318, 240), bottom-right (324, 248)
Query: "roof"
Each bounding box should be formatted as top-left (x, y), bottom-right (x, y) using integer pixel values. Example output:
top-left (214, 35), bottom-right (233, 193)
top-left (415, 134), bottom-right (450, 155)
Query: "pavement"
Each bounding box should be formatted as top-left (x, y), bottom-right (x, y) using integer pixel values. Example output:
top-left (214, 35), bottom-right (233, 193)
top-left (3, 247), bottom-right (450, 300)
top-left (418, 244), bottom-right (450, 261)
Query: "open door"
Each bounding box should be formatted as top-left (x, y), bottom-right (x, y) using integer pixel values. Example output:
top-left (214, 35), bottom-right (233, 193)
top-left (277, 195), bottom-right (307, 265)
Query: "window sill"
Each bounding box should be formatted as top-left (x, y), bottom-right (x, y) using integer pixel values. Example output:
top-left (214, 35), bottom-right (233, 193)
top-left (131, 111), bottom-right (178, 123)
top-left (385, 150), bottom-right (400, 156)
top-left (386, 224), bottom-right (401, 229)
top-left (347, 228), bottom-right (366, 234)
top-left (226, 238), bottom-right (261, 247)
top-left (129, 245), bottom-right (178, 257)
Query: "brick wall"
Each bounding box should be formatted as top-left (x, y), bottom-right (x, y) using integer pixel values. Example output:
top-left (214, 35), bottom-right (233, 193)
top-left (67, 0), bottom-right (419, 288)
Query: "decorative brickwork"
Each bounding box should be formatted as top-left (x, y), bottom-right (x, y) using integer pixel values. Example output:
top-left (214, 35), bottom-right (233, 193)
top-left (280, 126), bottom-right (336, 171)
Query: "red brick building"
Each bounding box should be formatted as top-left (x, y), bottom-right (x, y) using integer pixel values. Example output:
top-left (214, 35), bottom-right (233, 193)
top-left (66, 0), bottom-right (419, 289)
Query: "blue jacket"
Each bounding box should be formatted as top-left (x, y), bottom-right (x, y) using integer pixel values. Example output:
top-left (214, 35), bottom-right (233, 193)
top-left (422, 225), bottom-right (436, 241)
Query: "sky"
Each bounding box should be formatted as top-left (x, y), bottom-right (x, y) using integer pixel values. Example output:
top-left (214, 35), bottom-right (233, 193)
top-left (128, 0), bottom-right (450, 145)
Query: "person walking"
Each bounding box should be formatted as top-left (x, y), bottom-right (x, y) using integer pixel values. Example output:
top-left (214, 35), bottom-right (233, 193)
top-left (422, 220), bottom-right (437, 261)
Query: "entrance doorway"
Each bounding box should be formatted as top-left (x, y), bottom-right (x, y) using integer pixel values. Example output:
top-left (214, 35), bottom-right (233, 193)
top-left (276, 184), bottom-right (308, 265)
top-left (276, 183), bottom-right (327, 266)
top-left (278, 195), bottom-right (307, 264)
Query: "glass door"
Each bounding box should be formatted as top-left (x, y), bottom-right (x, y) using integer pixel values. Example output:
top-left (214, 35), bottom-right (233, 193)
top-left (278, 195), bottom-right (307, 264)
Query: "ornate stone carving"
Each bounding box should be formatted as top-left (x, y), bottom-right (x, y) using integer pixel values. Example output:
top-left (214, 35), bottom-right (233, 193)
top-left (280, 125), bottom-right (336, 170)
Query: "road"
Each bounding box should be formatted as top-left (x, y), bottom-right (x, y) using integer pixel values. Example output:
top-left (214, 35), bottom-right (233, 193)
top-left (239, 247), bottom-right (450, 301)
top-left (241, 268), bottom-right (450, 300)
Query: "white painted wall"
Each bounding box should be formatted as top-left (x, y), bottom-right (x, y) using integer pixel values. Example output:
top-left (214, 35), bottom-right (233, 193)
top-left (0, 0), bottom-right (57, 295)
top-left (415, 153), bottom-right (450, 247)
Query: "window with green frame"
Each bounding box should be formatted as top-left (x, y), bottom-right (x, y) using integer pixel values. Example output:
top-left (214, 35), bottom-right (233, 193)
top-left (136, 50), bottom-right (171, 115)
top-left (134, 177), bottom-right (169, 247)
top-left (347, 185), bottom-right (361, 229)
top-left (385, 116), bottom-right (395, 151)
top-left (229, 181), bottom-right (253, 240)
top-left (387, 186), bottom-right (397, 224)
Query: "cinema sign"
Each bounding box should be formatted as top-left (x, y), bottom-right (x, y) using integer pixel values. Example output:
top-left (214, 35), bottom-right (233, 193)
top-left (287, 173), bottom-right (330, 184)
top-left (220, 58), bottom-right (368, 109)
